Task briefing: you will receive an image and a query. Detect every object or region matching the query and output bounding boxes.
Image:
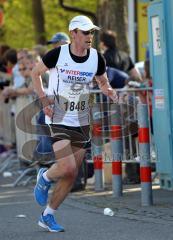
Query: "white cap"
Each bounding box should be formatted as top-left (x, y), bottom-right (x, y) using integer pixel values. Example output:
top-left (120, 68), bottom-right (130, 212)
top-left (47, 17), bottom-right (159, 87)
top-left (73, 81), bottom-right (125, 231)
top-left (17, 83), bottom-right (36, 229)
top-left (69, 15), bottom-right (100, 31)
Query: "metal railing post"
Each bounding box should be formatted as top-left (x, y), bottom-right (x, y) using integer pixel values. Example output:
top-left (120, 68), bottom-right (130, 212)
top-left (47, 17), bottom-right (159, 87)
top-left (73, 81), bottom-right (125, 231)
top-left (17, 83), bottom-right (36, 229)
top-left (137, 103), bottom-right (153, 206)
top-left (110, 104), bottom-right (123, 197)
top-left (91, 102), bottom-right (104, 191)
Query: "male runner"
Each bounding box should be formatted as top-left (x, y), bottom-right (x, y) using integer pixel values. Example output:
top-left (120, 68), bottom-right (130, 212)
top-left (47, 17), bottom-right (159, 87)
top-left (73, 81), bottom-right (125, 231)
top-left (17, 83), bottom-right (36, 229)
top-left (32, 15), bottom-right (118, 232)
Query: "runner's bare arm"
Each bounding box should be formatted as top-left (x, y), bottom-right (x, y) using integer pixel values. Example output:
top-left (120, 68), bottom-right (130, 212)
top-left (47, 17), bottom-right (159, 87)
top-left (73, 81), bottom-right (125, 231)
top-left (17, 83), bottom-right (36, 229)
top-left (95, 73), bottom-right (118, 103)
top-left (31, 60), bottom-right (54, 118)
top-left (31, 60), bottom-right (49, 99)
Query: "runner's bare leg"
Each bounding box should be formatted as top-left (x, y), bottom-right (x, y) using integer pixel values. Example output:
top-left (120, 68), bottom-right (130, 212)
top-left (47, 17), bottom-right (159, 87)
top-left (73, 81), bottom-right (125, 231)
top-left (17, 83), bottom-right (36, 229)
top-left (46, 140), bottom-right (86, 209)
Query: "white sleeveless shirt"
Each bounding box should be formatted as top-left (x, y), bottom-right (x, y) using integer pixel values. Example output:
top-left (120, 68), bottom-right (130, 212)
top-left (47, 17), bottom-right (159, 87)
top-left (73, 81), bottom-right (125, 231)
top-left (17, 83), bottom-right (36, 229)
top-left (45, 44), bottom-right (98, 126)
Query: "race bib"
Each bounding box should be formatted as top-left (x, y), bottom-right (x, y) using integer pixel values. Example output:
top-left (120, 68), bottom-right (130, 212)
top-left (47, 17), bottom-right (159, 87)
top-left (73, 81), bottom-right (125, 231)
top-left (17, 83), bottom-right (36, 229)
top-left (58, 83), bottom-right (90, 114)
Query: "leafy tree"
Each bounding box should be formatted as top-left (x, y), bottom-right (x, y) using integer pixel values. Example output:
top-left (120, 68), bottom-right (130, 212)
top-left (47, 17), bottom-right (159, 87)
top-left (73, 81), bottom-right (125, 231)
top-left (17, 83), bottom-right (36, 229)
top-left (1, 0), bottom-right (34, 48)
top-left (98, 0), bottom-right (129, 52)
top-left (0, 0), bottom-right (128, 53)
top-left (31, 0), bottom-right (46, 45)
top-left (0, 0), bottom-right (97, 49)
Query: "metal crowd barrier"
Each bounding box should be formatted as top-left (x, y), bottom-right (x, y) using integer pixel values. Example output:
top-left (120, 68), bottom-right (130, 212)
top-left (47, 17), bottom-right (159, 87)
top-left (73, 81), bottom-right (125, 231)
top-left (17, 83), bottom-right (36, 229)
top-left (0, 98), bottom-right (17, 173)
top-left (12, 95), bottom-right (38, 186)
top-left (0, 95), bottom-right (39, 185)
top-left (0, 99), bottom-right (15, 146)
top-left (15, 96), bottom-right (36, 161)
top-left (90, 87), bottom-right (154, 206)
top-left (0, 86), bottom-right (154, 202)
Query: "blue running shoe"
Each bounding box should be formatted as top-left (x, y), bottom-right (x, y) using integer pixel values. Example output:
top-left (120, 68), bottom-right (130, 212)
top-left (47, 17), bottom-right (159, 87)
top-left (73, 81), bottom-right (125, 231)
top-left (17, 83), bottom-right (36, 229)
top-left (34, 168), bottom-right (51, 206)
top-left (38, 214), bottom-right (65, 232)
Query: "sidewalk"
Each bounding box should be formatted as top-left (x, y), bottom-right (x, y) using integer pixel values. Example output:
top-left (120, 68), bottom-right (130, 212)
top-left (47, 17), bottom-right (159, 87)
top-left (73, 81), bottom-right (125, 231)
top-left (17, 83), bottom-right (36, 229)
top-left (1, 173), bottom-right (173, 240)
top-left (70, 181), bottom-right (173, 226)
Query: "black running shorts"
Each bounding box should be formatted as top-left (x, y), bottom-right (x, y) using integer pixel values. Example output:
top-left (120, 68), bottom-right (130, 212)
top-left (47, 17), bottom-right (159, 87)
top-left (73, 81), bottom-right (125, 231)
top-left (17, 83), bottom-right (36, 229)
top-left (49, 124), bottom-right (90, 149)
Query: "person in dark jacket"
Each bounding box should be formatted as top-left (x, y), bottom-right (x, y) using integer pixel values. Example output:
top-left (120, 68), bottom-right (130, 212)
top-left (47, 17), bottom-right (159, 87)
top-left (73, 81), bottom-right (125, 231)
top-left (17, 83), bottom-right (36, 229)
top-left (100, 30), bottom-right (142, 184)
top-left (100, 30), bottom-right (141, 82)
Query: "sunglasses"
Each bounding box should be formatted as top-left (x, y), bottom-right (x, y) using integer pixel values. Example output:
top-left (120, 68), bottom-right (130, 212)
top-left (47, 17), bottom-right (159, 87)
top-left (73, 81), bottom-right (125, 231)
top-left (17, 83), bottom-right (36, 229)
top-left (80, 30), bottom-right (95, 35)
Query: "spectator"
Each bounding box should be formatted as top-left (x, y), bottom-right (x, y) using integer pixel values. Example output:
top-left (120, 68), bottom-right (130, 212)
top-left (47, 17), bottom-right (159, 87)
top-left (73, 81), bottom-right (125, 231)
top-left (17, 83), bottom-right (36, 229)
top-left (100, 30), bottom-right (142, 82)
top-left (100, 31), bottom-right (142, 184)
top-left (1, 54), bottom-right (35, 100)
top-left (2, 48), bottom-right (28, 89)
top-left (47, 32), bottom-right (70, 48)
top-left (33, 44), bottom-right (47, 59)
top-left (0, 44), bottom-right (10, 73)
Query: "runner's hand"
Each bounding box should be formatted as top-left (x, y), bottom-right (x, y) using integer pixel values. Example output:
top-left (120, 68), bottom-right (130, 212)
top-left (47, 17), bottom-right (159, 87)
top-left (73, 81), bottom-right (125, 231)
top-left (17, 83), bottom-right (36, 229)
top-left (107, 88), bottom-right (119, 103)
top-left (40, 95), bottom-right (54, 118)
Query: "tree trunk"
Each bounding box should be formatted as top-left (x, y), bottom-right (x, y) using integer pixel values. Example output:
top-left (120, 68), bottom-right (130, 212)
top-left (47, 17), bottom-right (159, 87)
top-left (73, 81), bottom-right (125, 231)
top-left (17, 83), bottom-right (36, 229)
top-left (31, 0), bottom-right (46, 45)
top-left (98, 0), bottom-right (129, 53)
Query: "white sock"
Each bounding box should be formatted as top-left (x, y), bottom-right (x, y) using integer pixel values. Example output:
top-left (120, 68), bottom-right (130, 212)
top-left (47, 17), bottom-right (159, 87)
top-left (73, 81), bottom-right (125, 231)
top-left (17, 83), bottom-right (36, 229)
top-left (43, 171), bottom-right (51, 182)
top-left (43, 205), bottom-right (56, 216)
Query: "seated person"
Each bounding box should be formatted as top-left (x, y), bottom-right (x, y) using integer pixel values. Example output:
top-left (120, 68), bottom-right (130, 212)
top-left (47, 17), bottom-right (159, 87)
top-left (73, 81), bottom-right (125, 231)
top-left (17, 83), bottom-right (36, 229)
top-left (106, 66), bottom-right (129, 89)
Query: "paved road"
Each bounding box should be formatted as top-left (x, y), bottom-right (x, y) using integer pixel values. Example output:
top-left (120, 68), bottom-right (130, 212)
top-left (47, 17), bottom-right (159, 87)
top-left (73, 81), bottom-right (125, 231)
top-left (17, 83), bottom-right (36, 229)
top-left (0, 184), bottom-right (173, 240)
